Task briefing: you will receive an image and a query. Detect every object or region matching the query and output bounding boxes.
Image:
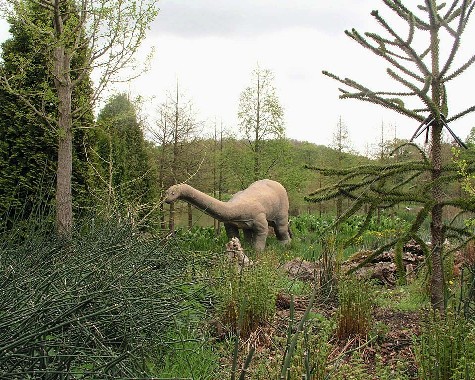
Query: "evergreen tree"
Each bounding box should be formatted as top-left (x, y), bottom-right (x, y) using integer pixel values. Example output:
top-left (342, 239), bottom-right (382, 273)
top-left (1, 0), bottom-right (158, 237)
top-left (312, 0), bottom-right (475, 313)
top-left (91, 93), bottom-right (156, 227)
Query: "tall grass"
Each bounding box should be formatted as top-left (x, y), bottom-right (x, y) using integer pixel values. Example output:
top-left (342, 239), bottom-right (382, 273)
top-left (0, 215), bottom-right (195, 378)
top-left (336, 276), bottom-right (374, 341)
top-left (415, 312), bottom-right (475, 380)
top-left (213, 253), bottom-right (280, 338)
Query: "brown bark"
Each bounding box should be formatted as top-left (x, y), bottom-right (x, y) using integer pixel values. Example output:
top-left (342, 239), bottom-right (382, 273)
top-left (53, 45), bottom-right (73, 238)
top-left (428, 4), bottom-right (446, 314)
top-left (430, 123), bottom-right (445, 314)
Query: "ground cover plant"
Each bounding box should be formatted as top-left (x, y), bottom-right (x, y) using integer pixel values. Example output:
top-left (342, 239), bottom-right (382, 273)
top-left (2, 208), bottom-right (475, 379)
top-left (0, 215), bottom-right (204, 378)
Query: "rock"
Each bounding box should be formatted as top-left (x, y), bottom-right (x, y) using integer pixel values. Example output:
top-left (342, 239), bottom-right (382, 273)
top-left (283, 258), bottom-right (316, 281)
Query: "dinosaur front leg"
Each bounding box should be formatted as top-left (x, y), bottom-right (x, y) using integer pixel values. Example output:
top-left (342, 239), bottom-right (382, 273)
top-left (275, 220), bottom-right (291, 244)
top-left (224, 223), bottom-right (239, 239)
top-left (252, 215), bottom-right (269, 252)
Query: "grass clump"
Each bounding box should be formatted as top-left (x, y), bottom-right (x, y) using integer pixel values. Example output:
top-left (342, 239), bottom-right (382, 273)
top-left (336, 276), bottom-right (374, 341)
top-left (415, 311), bottom-right (475, 380)
top-left (213, 252), bottom-right (280, 338)
top-left (149, 324), bottom-right (220, 379)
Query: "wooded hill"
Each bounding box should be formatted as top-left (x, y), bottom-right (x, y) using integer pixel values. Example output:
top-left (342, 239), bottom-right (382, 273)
top-left (1, 83), bottom-right (468, 233)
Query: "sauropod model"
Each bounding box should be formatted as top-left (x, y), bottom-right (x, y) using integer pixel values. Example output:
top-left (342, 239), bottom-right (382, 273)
top-left (164, 179), bottom-right (291, 251)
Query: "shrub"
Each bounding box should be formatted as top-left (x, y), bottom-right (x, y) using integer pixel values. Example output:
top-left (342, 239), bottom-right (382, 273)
top-left (0, 217), bottom-right (192, 378)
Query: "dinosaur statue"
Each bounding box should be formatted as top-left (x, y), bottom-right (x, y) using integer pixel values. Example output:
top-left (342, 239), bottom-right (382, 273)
top-left (164, 179), bottom-right (291, 251)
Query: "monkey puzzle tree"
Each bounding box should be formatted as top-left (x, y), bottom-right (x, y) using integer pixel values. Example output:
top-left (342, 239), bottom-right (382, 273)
top-left (310, 0), bottom-right (475, 313)
top-left (0, 0), bottom-right (158, 237)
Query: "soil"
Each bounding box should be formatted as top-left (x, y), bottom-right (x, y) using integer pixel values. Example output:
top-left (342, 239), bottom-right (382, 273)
top-left (268, 293), bottom-right (420, 379)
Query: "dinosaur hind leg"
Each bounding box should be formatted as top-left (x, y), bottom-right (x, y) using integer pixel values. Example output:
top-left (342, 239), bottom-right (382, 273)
top-left (243, 229), bottom-right (254, 244)
top-left (252, 215), bottom-right (269, 251)
top-left (274, 220), bottom-right (291, 244)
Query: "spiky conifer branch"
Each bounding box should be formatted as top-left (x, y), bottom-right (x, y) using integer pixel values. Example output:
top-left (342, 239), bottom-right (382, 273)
top-left (324, 1), bottom-right (475, 125)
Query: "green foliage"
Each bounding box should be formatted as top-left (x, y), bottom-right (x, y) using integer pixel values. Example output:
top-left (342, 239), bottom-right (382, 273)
top-left (172, 225), bottom-right (229, 252)
top-left (291, 213), bottom-right (410, 261)
top-left (329, 351), bottom-right (369, 380)
top-left (336, 276), bottom-right (374, 340)
top-left (0, 5), bottom-right (94, 223)
top-left (0, 216), bottom-right (192, 378)
top-left (91, 93), bottom-right (157, 227)
top-left (415, 312), bottom-right (475, 380)
top-left (376, 281), bottom-right (429, 312)
top-left (238, 66), bottom-right (285, 181)
top-left (264, 312), bottom-right (333, 380)
top-left (213, 253), bottom-right (280, 338)
top-left (149, 325), bottom-right (220, 379)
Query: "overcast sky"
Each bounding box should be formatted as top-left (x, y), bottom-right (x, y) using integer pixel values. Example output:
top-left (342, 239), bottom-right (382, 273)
top-left (125, 0), bottom-right (475, 154)
top-left (1, 1), bottom-right (474, 154)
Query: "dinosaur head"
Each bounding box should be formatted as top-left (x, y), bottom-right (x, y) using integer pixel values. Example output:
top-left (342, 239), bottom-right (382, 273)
top-left (164, 184), bottom-right (181, 204)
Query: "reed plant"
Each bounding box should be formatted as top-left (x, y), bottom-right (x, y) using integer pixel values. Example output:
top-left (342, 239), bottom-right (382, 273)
top-left (0, 215), bottom-right (193, 378)
top-left (213, 252), bottom-right (280, 338)
top-left (336, 276), bottom-right (374, 341)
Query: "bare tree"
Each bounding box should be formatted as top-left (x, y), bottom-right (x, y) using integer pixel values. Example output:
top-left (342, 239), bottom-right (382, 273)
top-left (321, 0), bottom-right (475, 313)
top-left (0, 0), bottom-right (158, 237)
top-left (238, 65), bottom-right (285, 181)
top-left (149, 82), bottom-right (202, 232)
top-left (331, 116), bottom-right (352, 217)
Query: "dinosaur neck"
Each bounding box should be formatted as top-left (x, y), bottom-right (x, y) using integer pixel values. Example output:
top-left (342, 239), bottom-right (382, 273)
top-left (178, 184), bottom-right (236, 221)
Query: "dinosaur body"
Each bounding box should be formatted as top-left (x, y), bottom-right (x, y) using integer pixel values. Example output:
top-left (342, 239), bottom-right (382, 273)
top-left (164, 179), bottom-right (291, 251)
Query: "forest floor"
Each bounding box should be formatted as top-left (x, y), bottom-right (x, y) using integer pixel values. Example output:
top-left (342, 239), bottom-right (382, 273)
top-left (213, 249), bottom-right (428, 379)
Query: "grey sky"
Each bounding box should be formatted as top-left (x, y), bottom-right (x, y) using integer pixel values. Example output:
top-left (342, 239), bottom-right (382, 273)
top-left (151, 1), bottom-right (366, 38)
top-left (1, 1), bottom-right (473, 153)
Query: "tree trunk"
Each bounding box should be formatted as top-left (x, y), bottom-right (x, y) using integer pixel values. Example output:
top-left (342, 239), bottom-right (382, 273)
top-left (428, 11), bottom-right (445, 314)
top-left (254, 71), bottom-right (261, 181)
top-left (430, 122), bottom-right (445, 314)
top-left (53, 46), bottom-right (73, 238)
